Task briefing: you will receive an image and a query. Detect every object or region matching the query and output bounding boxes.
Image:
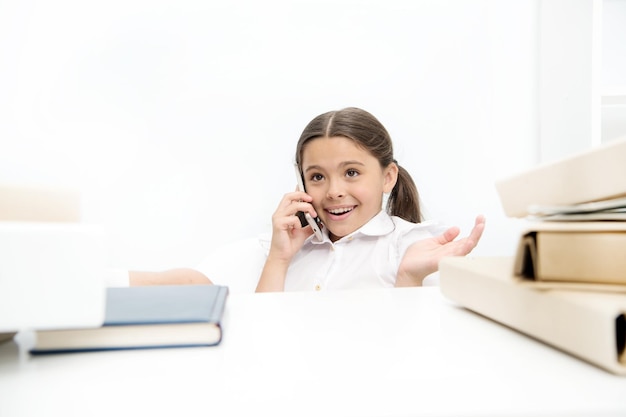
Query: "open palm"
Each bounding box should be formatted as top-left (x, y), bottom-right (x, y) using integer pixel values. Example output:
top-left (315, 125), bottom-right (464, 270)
top-left (396, 215), bottom-right (486, 286)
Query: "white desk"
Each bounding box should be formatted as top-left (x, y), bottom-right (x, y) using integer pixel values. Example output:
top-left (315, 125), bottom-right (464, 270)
top-left (1, 287), bottom-right (625, 417)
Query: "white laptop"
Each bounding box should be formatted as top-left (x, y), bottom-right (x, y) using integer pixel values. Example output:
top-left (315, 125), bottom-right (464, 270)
top-left (0, 185), bottom-right (106, 333)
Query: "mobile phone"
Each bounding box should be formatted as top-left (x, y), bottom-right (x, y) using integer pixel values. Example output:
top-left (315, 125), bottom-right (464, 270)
top-left (294, 163), bottom-right (324, 241)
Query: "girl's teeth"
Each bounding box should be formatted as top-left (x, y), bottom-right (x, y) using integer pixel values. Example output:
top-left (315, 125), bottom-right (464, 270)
top-left (329, 207), bottom-right (352, 214)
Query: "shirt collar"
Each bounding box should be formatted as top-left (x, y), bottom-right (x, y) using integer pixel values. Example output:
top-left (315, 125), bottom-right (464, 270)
top-left (308, 210), bottom-right (395, 245)
top-left (352, 210), bottom-right (395, 237)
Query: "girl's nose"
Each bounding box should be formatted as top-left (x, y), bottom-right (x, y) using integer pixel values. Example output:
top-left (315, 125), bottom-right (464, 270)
top-left (326, 180), bottom-right (345, 199)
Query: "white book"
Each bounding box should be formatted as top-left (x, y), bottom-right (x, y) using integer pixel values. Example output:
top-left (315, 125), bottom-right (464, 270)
top-left (495, 137), bottom-right (626, 218)
top-left (439, 256), bottom-right (626, 375)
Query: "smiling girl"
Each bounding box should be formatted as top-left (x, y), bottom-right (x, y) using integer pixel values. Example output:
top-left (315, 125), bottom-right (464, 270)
top-left (256, 107), bottom-right (485, 292)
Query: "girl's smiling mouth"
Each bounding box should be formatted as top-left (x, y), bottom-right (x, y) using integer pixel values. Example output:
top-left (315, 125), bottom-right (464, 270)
top-left (325, 206), bottom-right (356, 219)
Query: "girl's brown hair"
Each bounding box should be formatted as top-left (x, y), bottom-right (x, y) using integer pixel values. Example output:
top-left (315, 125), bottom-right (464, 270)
top-left (295, 107), bottom-right (422, 223)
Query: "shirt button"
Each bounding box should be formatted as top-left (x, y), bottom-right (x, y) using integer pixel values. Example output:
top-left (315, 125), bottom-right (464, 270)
top-left (315, 284), bottom-right (321, 291)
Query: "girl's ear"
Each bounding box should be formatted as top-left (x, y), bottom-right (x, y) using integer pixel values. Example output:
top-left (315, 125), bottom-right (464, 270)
top-left (382, 162), bottom-right (399, 193)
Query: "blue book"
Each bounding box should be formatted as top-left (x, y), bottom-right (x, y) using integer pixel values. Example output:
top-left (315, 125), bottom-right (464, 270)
top-left (30, 285), bottom-right (228, 353)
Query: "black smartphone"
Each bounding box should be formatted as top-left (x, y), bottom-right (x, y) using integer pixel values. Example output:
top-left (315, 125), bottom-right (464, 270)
top-left (294, 163), bottom-right (324, 240)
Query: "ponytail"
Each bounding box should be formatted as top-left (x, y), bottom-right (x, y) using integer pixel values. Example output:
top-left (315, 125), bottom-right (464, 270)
top-left (386, 163), bottom-right (422, 223)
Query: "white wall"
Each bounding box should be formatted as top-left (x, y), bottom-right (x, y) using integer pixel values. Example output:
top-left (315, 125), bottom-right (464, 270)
top-left (603, 0), bottom-right (626, 96)
top-left (602, 0), bottom-right (626, 144)
top-left (0, 0), bottom-right (539, 270)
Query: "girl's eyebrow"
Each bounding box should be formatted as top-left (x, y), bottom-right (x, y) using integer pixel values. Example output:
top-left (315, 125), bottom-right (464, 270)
top-left (304, 160), bottom-right (365, 174)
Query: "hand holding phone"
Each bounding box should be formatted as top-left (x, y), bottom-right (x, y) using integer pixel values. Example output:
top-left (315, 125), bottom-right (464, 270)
top-left (294, 163), bottom-right (324, 241)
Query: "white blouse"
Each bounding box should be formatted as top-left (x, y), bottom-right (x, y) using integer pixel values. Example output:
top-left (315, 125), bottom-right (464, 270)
top-left (281, 211), bottom-right (446, 291)
top-left (193, 211), bottom-right (447, 293)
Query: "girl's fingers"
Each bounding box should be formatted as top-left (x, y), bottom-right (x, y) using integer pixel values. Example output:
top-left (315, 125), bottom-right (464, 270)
top-left (469, 216), bottom-right (486, 243)
top-left (458, 219), bottom-right (485, 254)
top-left (273, 206), bottom-right (316, 232)
top-left (441, 226), bottom-right (461, 243)
top-left (279, 191), bottom-right (313, 207)
top-left (276, 195), bottom-right (317, 219)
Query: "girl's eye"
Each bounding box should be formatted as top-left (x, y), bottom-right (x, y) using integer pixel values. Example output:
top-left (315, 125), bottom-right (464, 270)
top-left (310, 173), bottom-right (324, 182)
top-left (346, 169), bottom-right (359, 178)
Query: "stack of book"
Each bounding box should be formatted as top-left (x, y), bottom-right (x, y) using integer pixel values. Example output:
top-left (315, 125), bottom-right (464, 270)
top-left (439, 138), bottom-right (626, 375)
top-left (0, 184), bottom-right (230, 354)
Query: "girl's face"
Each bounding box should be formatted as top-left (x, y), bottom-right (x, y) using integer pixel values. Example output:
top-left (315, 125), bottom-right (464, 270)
top-left (301, 136), bottom-right (398, 242)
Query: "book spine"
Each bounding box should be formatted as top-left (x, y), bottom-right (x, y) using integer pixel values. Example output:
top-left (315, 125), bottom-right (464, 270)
top-left (535, 232), bottom-right (626, 284)
top-left (209, 286), bottom-right (229, 323)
